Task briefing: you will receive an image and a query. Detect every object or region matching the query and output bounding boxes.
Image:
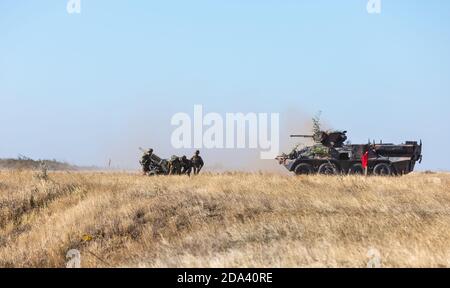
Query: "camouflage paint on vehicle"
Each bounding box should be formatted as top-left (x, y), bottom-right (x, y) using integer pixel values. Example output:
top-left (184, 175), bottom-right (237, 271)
top-left (276, 130), bottom-right (422, 176)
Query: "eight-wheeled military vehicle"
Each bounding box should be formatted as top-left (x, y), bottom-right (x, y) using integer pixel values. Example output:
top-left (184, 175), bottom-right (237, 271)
top-left (276, 130), bottom-right (422, 176)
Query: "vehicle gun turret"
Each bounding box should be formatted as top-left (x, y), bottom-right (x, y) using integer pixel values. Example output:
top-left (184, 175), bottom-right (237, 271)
top-left (290, 131), bottom-right (347, 148)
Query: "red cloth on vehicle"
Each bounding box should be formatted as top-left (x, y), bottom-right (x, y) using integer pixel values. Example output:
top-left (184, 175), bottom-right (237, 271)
top-left (361, 151), bottom-right (369, 169)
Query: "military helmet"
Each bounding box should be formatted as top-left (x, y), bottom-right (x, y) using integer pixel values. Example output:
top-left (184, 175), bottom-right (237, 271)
top-left (195, 150), bottom-right (200, 155)
top-left (148, 148), bottom-right (153, 153)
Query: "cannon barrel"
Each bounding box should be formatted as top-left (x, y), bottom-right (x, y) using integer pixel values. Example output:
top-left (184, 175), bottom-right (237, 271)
top-left (290, 135), bottom-right (314, 138)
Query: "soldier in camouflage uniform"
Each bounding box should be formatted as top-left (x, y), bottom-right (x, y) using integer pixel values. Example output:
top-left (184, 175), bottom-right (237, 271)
top-left (368, 144), bottom-right (379, 159)
top-left (140, 148), bottom-right (153, 175)
top-left (179, 155), bottom-right (192, 176)
top-left (168, 155), bottom-right (181, 175)
top-left (191, 150), bottom-right (204, 175)
top-left (325, 131), bottom-right (348, 148)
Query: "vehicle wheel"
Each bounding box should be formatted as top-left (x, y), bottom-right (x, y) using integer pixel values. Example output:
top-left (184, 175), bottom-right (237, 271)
top-left (318, 163), bottom-right (339, 175)
top-left (348, 163), bottom-right (364, 175)
top-left (148, 170), bottom-right (158, 176)
top-left (294, 163), bottom-right (314, 175)
top-left (373, 163), bottom-right (392, 176)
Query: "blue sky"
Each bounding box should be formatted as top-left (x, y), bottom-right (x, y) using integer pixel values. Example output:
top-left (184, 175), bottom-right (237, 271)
top-left (1, 1), bottom-right (449, 170)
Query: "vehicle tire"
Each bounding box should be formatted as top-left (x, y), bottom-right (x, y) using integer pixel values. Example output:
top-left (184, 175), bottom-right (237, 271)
top-left (318, 163), bottom-right (339, 175)
top-left (148, 170), bottom-right (158, 176)
top-left (373, 163), bottom-right (392, 176)
top-left (348, 163), bottom-right (364, 175)
top-left (294, 163), bottom-right (314, 175)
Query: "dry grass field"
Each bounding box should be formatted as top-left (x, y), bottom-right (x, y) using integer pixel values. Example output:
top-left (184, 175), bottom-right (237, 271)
top-left (0, 170), bottom-right (449, 268)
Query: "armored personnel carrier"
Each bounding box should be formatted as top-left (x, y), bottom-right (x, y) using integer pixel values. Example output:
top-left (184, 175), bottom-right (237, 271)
top-left (276, 130), bottom-right (422, 176)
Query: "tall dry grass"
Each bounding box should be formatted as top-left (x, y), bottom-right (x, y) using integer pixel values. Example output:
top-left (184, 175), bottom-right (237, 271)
top-left (0, 170), bottom-right (449, 267)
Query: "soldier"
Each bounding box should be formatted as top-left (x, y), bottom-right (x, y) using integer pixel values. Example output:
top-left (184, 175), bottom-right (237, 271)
top-left (327, 131), bottom-right (347, 147)
top-left (320, 131), bottom-right (347, 148)
top-left (140, 148), bottom-right (153, 175)
top-left (368, 144), bottom-right (379, 158)
top-left (168, 155), bottom-right (181, 175)
top-left (179, 155), bottom-right (192, 176)
top-left (190, 150), bottom-right (204, 175)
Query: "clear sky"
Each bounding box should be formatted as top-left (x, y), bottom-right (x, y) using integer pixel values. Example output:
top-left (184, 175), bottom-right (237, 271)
top-left (1, 0), bottom-right (449, 171)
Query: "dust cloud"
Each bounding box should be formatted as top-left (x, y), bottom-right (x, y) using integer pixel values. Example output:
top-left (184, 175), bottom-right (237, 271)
top-left (102, 107), bottom-right (326, 173)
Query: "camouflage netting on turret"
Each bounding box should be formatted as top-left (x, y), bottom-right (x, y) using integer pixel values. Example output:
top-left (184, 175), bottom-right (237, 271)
top-left (310, 145), bottom-right (330, 158)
